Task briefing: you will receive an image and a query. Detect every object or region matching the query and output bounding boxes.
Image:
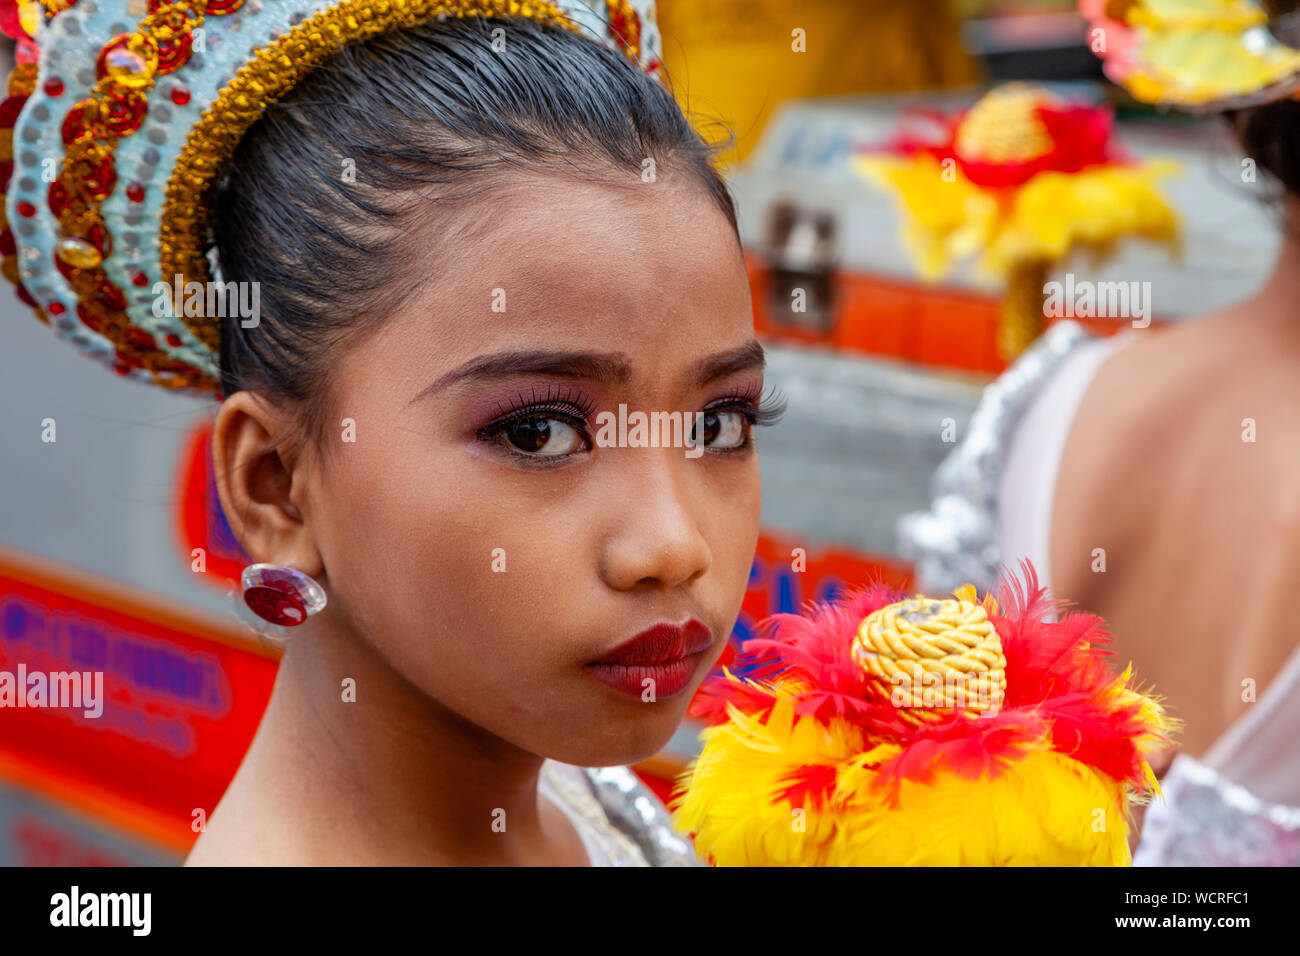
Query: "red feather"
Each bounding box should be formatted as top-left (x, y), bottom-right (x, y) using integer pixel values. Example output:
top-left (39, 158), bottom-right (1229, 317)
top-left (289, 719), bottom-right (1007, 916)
top-left (688, 673), bottom-right (780, 725)
top-left (860, 101), bottom-right (1122, 190)
top-left (997, 559), bottom-right (1119, 704)
top-left (870, 709), bottom-right (1049, 802)
top-left (690, 560), bottom-right (1165, 792)
top-left (775, 764), bottom-right (840, 811)
top-left (694, 583), bottom-right (906, 724)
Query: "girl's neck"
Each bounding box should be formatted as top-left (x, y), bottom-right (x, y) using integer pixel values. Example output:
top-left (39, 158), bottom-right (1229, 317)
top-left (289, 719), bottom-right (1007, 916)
top-left (227, 618), bottom-right (564, 864)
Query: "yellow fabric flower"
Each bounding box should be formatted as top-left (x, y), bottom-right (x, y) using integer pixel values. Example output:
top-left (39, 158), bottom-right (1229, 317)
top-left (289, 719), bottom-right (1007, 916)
top-left (855, 153), bottom-right (1180, 281)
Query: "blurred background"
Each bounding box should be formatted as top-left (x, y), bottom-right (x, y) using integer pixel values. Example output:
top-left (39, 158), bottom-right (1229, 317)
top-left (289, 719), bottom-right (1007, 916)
top-left (0, 0), bottom-right (1278, 863)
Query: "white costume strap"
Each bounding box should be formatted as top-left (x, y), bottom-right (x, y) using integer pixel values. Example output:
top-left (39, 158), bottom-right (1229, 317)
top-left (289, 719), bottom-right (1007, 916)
top-left (897, 321), bottom-right (1093, 596)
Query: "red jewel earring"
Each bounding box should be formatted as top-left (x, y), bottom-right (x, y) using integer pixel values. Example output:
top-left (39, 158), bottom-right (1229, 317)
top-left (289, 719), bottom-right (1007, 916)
top-left (238, 564), bottom-right (327, 637)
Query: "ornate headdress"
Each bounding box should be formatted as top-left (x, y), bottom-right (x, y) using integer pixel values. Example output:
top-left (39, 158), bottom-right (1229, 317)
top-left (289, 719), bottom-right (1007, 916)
top-left (0, 0), bottom-right (661, 395)
top-left (1081, 0), bottom-right (1300, 109)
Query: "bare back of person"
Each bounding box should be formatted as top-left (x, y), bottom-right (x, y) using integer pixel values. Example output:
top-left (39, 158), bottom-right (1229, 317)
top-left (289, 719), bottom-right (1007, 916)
top-left (1051, 272), bottom-right (1300, 757)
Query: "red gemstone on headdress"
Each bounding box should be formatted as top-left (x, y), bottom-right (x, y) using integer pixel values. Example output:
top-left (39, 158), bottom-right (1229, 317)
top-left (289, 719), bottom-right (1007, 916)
top-left (43, 77), bottom-right (65, 97)
top-left (76, 303), bottom-right (107, 331)
top-left (131, 270), bottom-right (149, 287)
top-left (205, 0), bottom-right (247, 16)
top-left (94, 277), bottom-right (126, 310)
top-left (48, 181), bottom-right (70, 217)
top-left (101, 87), bottom-right (148, 135)
top-left (244, 585), bottom-right (307, 626)
top-left (126, 182), bottom-right (145, 202)
top-left (169, 83), bottom-right (190, 106)
top-left (61, 103), bottom-right (94, 145)
top-left (48, 301), bottom-right (66, 315)
top-left (16, 201), bottom-right (35, 217)
top-left (165, 332), bottom-right (182, 347)
top-left (607, 5), bottom-right (641, 54)
top-left (113, 362), bottom-right (130, 376)
top-left (76, 156), bottom-right (117, 200)
top-left (86, 221), bottom-right (111, 256)
top-left (156, 35), bottom-right (193, 75)
top-left (122, 326), bottom-right (157, 351)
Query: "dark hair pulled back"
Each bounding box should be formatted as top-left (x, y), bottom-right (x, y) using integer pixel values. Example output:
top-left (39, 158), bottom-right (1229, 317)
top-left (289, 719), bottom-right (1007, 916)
top-left (209, 15), bottom-right (737, 443)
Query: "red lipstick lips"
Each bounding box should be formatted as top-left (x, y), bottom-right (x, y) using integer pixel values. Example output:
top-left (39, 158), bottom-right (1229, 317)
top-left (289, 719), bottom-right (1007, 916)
top-left (586, 619), bottom-right (713, 699)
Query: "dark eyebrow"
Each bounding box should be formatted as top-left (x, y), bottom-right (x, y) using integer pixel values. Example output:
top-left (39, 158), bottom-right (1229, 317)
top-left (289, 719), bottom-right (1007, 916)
top-left (409, 350), bottom-right (632, 405)
top-left (409, 340), bottom-right (766, 405)
top-left (692, 340), bottom-right (766, 384)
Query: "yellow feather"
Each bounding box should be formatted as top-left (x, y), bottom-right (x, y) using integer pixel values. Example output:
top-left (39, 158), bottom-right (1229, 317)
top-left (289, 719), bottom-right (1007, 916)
top-left (675, 697), bottom-right (1140, 866)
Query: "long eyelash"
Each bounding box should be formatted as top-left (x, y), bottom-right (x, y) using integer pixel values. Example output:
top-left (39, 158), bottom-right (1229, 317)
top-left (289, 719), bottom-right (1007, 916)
top-left (474, 381), bottom-right (786, 461)
top-left (708, 384), bottom-right (788, 427)
top-left (476, 384), bottom-right (598, 444)
top-left (488, 383), bottom-right (599, 422)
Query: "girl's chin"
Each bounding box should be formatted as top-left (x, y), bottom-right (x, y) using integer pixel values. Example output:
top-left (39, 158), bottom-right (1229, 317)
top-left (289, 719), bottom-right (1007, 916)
top-left (544, 710), bottom-right (686, 768)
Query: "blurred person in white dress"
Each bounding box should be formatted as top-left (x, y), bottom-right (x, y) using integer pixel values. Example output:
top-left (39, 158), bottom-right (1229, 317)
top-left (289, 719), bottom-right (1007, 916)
top-left (901, 1), bottom-right (1300, 865)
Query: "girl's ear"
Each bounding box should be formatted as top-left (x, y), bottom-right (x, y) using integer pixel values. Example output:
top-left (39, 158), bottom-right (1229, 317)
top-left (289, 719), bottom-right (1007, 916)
top-left (211, 391), bottom-right (324, 579)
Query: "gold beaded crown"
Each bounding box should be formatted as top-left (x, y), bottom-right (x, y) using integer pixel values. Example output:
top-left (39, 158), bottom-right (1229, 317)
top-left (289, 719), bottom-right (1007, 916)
top-left (0, 0), bottom-right (662, 395)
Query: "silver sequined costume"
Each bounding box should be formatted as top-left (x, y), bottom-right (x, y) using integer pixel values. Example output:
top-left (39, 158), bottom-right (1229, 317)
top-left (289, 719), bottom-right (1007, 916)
top-left (540, 761), bottom-right (700, 866)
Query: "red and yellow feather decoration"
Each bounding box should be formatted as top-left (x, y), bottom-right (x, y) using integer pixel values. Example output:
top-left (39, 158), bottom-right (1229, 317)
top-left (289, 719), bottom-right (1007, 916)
top-left (670, 561), bottom-right (1177, 865)
top-left (856, 83), bottom-right (1180, 360)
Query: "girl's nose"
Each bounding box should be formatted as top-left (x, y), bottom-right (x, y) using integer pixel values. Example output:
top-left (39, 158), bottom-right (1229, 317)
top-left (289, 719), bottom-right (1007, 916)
top-left (597, 452), bottom-right (713, 592)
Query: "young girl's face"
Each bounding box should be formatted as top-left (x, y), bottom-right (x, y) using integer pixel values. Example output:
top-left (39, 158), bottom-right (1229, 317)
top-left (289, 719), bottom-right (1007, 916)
top-left (299, 174), bottom-right (763, 767)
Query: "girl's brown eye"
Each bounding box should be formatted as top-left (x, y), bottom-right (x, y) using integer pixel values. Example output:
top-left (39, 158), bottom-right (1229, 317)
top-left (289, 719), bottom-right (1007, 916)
top-left (697, 410), bottom-right (747, 449)
top-left (502, 416), bottom-right (585, 456)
